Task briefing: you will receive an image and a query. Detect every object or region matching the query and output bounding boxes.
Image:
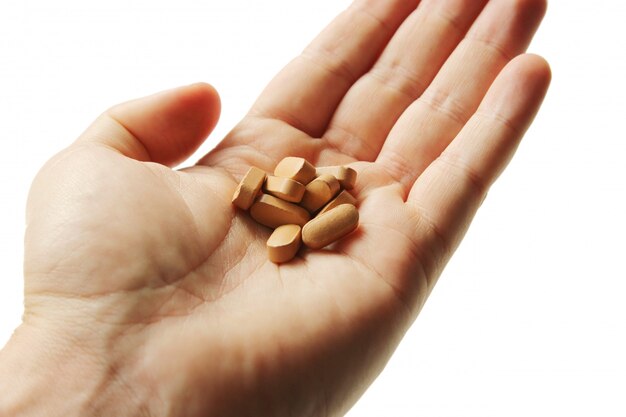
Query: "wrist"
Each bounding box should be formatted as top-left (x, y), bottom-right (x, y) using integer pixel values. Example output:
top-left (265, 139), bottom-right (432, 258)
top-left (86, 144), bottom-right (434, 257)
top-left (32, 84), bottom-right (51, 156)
top-left (0, 323), bottom-right (87, 416)
top-left (0, 318), bottom-right (148, 417)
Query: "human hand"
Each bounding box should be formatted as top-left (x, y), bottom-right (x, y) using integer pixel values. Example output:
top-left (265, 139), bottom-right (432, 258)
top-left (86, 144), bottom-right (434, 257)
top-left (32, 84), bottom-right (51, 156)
top-left (0, 1), bottom-right (550, 416)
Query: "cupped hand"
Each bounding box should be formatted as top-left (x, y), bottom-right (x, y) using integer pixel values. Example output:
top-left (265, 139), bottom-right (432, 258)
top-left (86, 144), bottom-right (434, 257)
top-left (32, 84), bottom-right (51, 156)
top-left (1, 1), bottom-right (551, 416)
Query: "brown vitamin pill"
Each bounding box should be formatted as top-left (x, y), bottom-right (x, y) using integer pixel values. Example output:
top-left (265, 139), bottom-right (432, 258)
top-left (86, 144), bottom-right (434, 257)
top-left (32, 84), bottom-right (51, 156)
top-left (274, 157), bottom-right (317, 185)
top-left (231, 166), bottom-right (266, 210)
top-left (267, 224), bottom-right (302, 263)
top-left (300, 174), bottom-right (340, 213)
top-left (317, 190), bottom-right (357, 216)
top-left (263, 176), bottom-right (306, 203)
top-left (250, 194), bottom-right (310, 229)
top-left (302, 204), bottom-right (359, 249)
top-left (315, 166), bottom-right (357, 190)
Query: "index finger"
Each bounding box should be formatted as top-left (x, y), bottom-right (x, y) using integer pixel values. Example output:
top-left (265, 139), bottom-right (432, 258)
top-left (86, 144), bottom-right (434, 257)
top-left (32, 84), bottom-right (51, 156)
top-left (249, 0), bottom-right (420, 137)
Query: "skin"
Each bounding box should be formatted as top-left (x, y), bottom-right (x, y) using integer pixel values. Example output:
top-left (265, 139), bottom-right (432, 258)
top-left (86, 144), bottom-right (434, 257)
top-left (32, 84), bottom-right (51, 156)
top-left (0, 0), bottom-right (551, 416)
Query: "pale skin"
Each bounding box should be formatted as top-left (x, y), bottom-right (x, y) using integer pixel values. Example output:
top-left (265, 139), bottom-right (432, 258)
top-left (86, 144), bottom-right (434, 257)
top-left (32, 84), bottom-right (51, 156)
top-left (0, 0), bottom-right (551, 416)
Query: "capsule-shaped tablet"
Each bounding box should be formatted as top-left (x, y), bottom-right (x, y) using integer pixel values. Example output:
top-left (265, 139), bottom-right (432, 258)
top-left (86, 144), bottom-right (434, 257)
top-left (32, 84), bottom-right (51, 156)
top-left (263, 176), bottom-right (305, 203)
top-left (317, 190), bottom-right (358, 216)
top-left (300, 174), bottom-right (340, 213)
top-left (274, 157), bottom-right (316, 185)
top-left (232, 166), bottom-right (266, 210)
top-left (267, 224), bottom-right (302, 263)
top-left (302, 204), bottom-right (359, 249)
top-left (250, 194), bottom-right (310, 229)
top-left (315, 166), bottom-right (357, 190)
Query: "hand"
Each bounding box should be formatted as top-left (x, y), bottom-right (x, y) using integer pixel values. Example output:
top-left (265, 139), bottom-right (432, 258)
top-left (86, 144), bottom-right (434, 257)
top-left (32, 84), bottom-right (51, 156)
top-left (0, 1), bottom-right (550, 416)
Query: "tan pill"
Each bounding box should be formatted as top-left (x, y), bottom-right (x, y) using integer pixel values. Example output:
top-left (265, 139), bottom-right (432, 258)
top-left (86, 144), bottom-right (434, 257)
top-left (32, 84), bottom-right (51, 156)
top-left (317, 190), bottom-right (358, 216)
top-left (263, 176), bottom-right (305, 203)
top-left (231, 166), bottom-right (266, 210)
top-left (315, 166), bottom-right (357, 190)
top-left (302, 204), bottom-right (359, 249)
top-left (250, 194), bottom-right (310, 229)
top-left (300, 174), bottom-right (340, 213)
top-left (274, 157), bottom-right (317, 185)
top-left (267, 224), bottom-right (302, 263)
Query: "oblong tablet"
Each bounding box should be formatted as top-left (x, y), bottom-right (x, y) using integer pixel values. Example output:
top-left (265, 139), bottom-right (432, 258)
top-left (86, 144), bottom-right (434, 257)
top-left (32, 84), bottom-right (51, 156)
top-left (267, 224), bottom-right (302, 263)
top-left (264, 176), bottom-right (305, 203)
top-left (317, 190), bottom-right (357, 216)
top-left (315, 166), bottom-right (357, 190)
top-left (274, 157), bottom-right (316, 185)
top-left (302, 204), bottom-right (359, 249)
top-left (250, 194), bottom-right (310, 229)
top-left (232, 166), bottom-right (266, 210)
top-left (300, 174), bottom-right (340, 213)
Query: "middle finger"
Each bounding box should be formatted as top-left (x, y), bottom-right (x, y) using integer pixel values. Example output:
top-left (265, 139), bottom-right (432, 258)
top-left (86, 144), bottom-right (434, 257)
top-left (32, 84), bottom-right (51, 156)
top-left (377, 0), bottom-right (547, 192)
top-left (322, 0), bottom-right (488, 162)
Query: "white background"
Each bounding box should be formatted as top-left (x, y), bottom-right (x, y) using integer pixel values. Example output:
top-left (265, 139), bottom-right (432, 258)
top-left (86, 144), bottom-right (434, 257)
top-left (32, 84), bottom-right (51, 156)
top-left (1, 1), bottom-right (625, 416)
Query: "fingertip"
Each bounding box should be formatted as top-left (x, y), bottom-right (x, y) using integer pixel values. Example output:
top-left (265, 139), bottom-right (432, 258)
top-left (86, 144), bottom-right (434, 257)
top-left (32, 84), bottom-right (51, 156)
top-left (184, 82), bottom-right (221, 113)
top-left (510, 53), bottom-right (552, 106)
top-left (178, 82), bottom-right (222, 144)
top-left (98, 83), bottom-right (223, 167)
top-left (514, 53), bottom-right (551, 82)
top-left (479, 53), bottom-right (551, 127)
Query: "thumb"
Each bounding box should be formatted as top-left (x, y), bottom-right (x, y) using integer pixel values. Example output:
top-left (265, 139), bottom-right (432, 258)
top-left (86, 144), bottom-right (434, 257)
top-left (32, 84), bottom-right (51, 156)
top-left (78, 83), bottom-right (221, 167)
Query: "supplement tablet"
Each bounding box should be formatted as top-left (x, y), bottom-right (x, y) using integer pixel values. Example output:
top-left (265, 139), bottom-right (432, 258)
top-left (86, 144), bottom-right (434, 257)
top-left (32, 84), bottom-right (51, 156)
top-left (267, 224), bottom-right (302, 263)
top-left (232, 166), bottom-right (267, 210)
top-left (300, 174), bottom-right (340, 213)
top-left (315, 166), bottom-right (357, 190)
top-left (302, 204), bottom-right (359, 249)
top-left (274, 157), bottom-right (317, 185)
top-left (264, 176), bottom-right (306, 203)
top-left (250, 194), bottom-right (310, 229)
top-left (318, 190), bottom-right (357, 216)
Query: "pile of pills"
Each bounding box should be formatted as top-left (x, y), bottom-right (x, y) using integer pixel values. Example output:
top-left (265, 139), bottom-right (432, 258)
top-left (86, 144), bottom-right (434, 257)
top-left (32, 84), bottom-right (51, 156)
top-left (232, 157), bottom-right (359, 263)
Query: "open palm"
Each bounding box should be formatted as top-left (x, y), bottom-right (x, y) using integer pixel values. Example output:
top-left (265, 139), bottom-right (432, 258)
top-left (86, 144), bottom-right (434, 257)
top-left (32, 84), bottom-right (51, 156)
top-left (11, 1), bottom-right (550, 416)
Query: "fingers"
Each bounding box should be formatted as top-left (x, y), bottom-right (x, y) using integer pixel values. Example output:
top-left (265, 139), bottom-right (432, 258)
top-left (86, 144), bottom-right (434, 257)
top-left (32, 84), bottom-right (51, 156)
top-left (323, 0), bottom-right (488, 161)
top-left (377, 0), bottom-right (547, 191)
top-left (77, 83), bottom-right (221, 167)
top-left (407, 54), bottom-right (551, 260)
top-left (249, 0), bottom-right (419, 137)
